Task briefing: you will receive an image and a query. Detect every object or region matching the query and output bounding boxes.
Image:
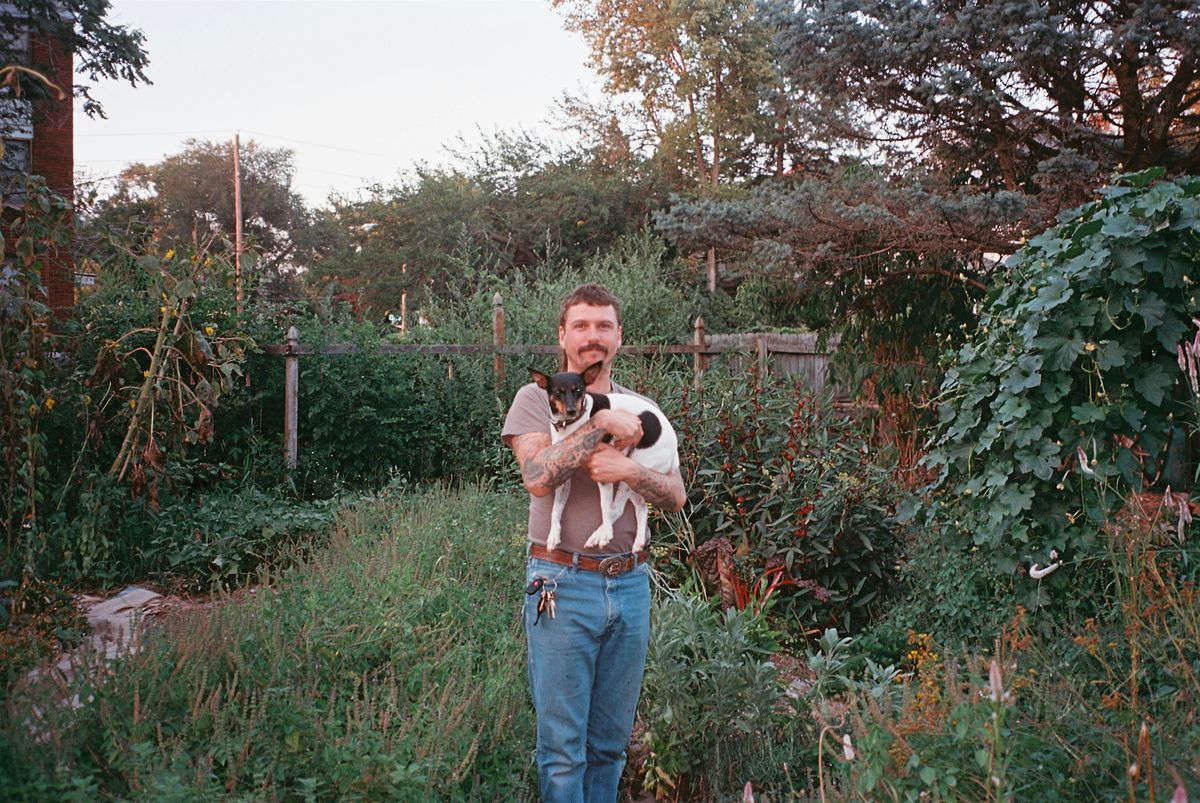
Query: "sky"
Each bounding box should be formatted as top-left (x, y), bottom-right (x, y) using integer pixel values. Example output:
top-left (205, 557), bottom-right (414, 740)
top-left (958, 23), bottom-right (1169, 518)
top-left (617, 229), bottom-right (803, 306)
top-left (73, 0), bottom-right (602, 206)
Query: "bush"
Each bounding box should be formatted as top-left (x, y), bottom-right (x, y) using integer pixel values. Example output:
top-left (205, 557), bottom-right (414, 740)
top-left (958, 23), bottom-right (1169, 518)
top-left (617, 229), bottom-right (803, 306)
top-left (926, 170), bottom-right (1200, 597)
top-left (674, 370), bottom-right (907, 632)
top-left (636, 585), bottom-right (795, 800)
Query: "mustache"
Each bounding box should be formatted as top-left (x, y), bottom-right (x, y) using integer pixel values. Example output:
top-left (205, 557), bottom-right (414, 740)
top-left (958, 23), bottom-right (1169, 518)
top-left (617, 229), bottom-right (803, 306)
top-left (579, 343), bottom-right (608, 355)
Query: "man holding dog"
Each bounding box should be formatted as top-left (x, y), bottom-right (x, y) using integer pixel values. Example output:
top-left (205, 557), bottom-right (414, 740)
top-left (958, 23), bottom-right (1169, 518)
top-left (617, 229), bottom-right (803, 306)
top-left (502, 283), bottom-right (686, 802)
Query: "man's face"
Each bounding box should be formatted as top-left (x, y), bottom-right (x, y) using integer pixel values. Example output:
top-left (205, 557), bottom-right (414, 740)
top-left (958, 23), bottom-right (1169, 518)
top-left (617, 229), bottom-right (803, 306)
top-left (559, 303), bottom-right (622, 374)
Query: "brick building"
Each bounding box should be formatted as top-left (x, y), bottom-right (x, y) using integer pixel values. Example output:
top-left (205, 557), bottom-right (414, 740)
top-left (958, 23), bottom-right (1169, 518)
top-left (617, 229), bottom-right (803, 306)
top-left (1, 21), bottom-right (74, 313)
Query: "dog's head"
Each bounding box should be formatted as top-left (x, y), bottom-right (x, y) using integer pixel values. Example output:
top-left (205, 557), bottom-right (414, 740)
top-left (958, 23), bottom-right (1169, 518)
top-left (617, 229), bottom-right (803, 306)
top-left (529, 361), bottom-right (604, 430)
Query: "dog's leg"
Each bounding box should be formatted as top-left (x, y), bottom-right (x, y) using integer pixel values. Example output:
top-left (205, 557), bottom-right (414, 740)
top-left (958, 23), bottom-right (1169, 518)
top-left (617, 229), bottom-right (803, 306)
top-left (629, 491), bottom-right (650, 552)
top-left (585, 482), bottom-right (616, 548)
top-left (547, 480), bottom-right (570, 551)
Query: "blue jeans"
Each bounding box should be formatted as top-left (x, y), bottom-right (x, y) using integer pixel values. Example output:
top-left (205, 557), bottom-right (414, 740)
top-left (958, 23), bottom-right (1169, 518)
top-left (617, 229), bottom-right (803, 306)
top-left (524, 554), bottom-right (651, 803)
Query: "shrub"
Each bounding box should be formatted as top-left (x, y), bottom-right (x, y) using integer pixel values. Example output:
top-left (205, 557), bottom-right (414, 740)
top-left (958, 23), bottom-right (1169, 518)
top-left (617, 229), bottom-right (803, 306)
top-left (925, 170), bottom-right (1200, 597)
top-left (636, 585), bottom-right (792, 800)
top-left (674, 370), bottom-right (907, 632)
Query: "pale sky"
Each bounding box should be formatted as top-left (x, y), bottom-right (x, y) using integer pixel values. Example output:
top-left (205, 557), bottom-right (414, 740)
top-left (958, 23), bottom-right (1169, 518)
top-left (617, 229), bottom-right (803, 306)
top-left (73, 0), bottom-right (601, 206)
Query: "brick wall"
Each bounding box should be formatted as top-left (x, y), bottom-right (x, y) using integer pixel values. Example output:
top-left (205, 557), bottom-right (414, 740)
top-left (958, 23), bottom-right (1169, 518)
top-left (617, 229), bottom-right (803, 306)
top-left (29, 31), bottom-right (74, 314)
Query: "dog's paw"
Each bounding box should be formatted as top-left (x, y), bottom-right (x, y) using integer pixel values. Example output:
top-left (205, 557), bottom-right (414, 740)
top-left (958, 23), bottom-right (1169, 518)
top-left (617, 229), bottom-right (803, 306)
top-left (546, 526), bottom-right (562, 552)
top-left (631, 530), bottom-right (647, 553)
top-left (585, 526), bottom-right (614, 549)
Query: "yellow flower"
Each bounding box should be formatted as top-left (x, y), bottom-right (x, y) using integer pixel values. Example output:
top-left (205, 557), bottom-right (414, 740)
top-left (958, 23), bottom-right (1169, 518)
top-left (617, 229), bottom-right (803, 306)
top-left (204, 325), bottom-right (215, 337)
top-left (165, 249), bottom-right (175, 260)
top-left (44, 398), bottom-right (55, 411)
top-left (28, 403), bottom-right (38, 416)
top-left (129, 399), bottom-right (137, 410)
top-left (143, 369), bottom-right (150, 378)
top-left (1084, 342), bottom-right (1096, 352)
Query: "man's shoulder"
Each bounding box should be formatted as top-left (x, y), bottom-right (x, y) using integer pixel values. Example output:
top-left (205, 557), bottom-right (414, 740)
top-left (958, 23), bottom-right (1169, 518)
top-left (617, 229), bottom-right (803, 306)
top-left (611, 381), bottom-right (658, 408)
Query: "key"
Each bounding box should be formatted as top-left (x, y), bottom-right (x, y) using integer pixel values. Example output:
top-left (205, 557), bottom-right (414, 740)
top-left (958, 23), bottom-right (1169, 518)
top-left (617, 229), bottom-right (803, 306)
top-left (546, 590), bottom-right (556, 620)
top-left (534, 591), bottom-right (548, 625)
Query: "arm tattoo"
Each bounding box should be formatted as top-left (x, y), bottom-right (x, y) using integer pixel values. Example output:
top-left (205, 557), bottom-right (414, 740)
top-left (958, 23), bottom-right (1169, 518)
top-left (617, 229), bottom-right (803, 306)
top-left (627, 466), bottom-right (686, 512)
top-left (517, 423), bottom-right (610, 491)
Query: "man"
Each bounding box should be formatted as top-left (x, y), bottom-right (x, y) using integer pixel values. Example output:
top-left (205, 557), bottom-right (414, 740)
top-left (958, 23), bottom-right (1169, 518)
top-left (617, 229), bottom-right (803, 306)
top-left (502, 283), bottom-right (687, 803)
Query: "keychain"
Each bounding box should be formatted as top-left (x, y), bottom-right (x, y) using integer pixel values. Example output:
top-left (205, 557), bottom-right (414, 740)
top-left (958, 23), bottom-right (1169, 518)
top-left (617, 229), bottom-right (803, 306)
top-left (532, 584), bottom-right (557, 625)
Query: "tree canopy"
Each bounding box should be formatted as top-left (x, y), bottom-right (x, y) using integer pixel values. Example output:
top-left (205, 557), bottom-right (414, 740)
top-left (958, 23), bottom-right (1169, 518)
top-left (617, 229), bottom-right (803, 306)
top-left (0, 0), bottom-right (150, 118)
top-left (90, 138), bottom-right (309, 274)
top-left (771, 0), bottom-right (1200, 184)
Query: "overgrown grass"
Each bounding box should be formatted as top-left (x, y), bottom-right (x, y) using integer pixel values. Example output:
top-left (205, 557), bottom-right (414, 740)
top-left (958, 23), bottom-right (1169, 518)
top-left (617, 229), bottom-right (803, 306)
top-left (0, 484), bottom-right (537, 801)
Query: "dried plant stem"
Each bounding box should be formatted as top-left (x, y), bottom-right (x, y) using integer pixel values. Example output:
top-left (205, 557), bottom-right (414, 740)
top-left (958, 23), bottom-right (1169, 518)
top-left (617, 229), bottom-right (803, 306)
top-left (110, 301), bottom-right (177, 480)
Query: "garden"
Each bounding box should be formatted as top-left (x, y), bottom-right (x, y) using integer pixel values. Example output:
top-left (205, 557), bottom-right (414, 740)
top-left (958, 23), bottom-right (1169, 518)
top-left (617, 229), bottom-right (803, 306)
top-left (2, 169), bottom-right (1200, 801)
top-left (5, 0), bottom-right (1200, 799)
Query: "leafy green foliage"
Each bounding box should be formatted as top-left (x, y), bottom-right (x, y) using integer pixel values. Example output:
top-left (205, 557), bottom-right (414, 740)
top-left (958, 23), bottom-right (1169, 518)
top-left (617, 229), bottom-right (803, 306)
top-left (1, 0), bottom-right (150, 118)
top-left (0, 486), bottom-right (537, 800)
top-left (0, 177), bottom-right (67, 562)
top-left (86, 138), bottom-right (309, 274)
top-left (0, 577), bottom-right (84, 700)
top-left (926, 170), bottom-right (1200, 584)
top-left (772, 0), bottom-right (1200, 180)
top-left (638, 586), bottom-right (790, 799)
top-left (676, 371), bottom-right (906, 631)
top-left (312, 131), bottom-right (665, 317)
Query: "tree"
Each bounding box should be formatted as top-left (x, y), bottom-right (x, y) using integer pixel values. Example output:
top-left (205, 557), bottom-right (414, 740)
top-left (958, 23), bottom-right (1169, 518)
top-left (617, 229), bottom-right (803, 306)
top-left (89, 138), bottom-right (310, 276)
top-left (311, 131), bottom-right (663, 318)
top-left (554, 0), bottom-right (783, 289)
top-left (771, 0), bottom-right (1200, 185)
top-left (0, 0), bottom-right (150, 118)
top-left (658, 0), bottom-right (1200, 319)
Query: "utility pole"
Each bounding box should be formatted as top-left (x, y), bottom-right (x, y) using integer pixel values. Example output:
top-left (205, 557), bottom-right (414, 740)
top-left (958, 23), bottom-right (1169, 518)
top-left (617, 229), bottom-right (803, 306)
top-left (233, 133), bottom-right (244, 317)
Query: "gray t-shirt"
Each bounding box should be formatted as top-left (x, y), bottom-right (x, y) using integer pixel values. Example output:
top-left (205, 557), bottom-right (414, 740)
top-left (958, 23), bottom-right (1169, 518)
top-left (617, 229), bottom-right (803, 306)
top-left (502, 380), bottom-right (663, 555)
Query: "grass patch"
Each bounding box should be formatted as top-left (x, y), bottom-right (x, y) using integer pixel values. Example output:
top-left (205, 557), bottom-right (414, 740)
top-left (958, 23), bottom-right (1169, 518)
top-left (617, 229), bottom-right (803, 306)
top-left (0, 484), bottom-right (536, 801)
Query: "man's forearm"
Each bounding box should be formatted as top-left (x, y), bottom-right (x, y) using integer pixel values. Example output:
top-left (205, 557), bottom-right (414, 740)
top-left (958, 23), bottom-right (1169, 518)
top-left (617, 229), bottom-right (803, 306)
top-left (627, 466), bottom-right (687, 512)
top-left (523, 424), bottom-right (610, 492)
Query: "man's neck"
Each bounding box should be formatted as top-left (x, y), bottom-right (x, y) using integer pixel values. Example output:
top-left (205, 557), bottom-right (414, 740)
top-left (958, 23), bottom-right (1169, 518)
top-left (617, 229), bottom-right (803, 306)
top-left (575, 365), bottom-right (614, 394)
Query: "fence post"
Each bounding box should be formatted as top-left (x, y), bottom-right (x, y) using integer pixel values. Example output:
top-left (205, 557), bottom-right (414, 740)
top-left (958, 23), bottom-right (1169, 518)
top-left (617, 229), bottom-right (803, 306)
top-left (756, 333), bottom-right (768, 382)
top-left (284, 325), bottom-right (299, 472)
top-left (492, 292), bottom-right (505, 395)
top-left (693, 315), bottom-right (706, 391)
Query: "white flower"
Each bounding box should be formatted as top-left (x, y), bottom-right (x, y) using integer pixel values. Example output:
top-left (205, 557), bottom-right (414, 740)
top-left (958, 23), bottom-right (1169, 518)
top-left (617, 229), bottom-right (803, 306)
top-left (1076, 446), bottom-right (1096, 476)
top-left (1030, 561), bottom-right (1060, 579)
top-left (842, 733), bottom-right (856, 761)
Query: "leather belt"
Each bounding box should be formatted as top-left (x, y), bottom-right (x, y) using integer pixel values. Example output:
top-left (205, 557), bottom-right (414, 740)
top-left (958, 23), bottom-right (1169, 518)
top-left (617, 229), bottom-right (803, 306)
top-left (530, 544), bottom-right (649, 577)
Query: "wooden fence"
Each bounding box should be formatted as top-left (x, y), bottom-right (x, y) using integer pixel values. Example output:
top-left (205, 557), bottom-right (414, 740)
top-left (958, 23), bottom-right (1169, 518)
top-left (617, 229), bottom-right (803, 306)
top-left (262, 293), bottom-right (836, 469)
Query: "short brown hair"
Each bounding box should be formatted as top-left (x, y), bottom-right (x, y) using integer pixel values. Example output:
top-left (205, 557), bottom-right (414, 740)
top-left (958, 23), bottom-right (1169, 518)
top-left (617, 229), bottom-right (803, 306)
top-left (558, 283), bottom-right (622, 330)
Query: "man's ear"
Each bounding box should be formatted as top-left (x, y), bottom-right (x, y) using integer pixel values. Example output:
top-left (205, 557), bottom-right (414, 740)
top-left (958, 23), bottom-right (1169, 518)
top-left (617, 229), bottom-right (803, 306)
top-left (582, 361), bottom-right (604, 386)
top-left (529, 368), bottom-right (550, 390)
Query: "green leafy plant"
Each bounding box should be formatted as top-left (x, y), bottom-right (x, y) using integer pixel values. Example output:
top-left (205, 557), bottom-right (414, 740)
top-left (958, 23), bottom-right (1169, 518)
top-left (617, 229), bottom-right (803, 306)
top-left (0, 176), bottom-right (71, 568)
top-left (677, 371), bottom-right (906, 631)
top-left (926, 169), bottom-right (1200, 593)
top-left (637, 585), bottom-right (788, 800)
top-left (0, 485), bottom-right (537, 800)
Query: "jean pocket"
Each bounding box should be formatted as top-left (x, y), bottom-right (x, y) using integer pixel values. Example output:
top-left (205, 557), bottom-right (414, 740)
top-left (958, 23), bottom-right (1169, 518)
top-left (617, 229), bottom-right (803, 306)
top-left (525, 559), bottom-right (568, 589)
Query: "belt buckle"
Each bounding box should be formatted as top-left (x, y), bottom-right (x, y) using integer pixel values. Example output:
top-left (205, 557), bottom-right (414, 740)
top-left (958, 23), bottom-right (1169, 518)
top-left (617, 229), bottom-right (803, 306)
top-left (598, 555), bottom-right (628, 577)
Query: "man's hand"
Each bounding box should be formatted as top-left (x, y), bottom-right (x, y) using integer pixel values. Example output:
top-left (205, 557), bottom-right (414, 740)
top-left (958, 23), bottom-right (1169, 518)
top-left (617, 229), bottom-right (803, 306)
top-left (585, 443), bottom-right (637, 484)
top-left (592, 408), bottom-right (643, 451)
top-left (586, 444), bottom-right (687, 513)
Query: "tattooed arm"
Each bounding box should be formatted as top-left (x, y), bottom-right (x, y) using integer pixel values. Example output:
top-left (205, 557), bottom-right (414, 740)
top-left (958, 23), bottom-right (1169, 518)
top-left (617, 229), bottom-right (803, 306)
top-left (511, 410), bottom-right (644, 497)
top-left (585, 445), bottom-right (687, 512)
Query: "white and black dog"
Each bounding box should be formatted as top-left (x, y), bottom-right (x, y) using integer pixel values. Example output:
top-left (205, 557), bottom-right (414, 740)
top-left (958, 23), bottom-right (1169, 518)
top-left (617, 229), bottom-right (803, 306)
top-left (529, 361), bottom-right (679, 553)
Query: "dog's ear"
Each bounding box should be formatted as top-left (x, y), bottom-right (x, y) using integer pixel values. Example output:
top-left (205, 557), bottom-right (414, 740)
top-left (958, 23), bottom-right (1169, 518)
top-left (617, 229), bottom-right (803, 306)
top-left (582, 360), bottom-right (604, 386)
top-left (529, 368), bottom-right (550, 390)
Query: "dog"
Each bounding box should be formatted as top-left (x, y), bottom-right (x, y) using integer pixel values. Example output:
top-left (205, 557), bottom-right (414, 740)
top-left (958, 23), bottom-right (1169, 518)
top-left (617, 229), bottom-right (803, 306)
top-left (529, 361), bottom-right (679, 553)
